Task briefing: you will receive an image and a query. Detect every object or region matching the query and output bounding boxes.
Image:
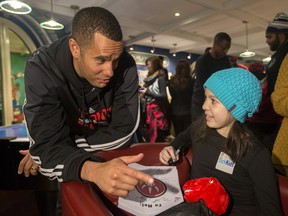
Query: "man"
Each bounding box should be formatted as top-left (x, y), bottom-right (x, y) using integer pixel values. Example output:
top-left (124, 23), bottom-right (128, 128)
top-left (191, 32), bottom-right (231, 122)
top-left (18, 7), bottom-right (153, 197)
top-left (266, 12), bottom-right (288, 173)
top-left (247, 12), bottom-right (288, 152)
top-left (265, 12), bottom-right (288, 96)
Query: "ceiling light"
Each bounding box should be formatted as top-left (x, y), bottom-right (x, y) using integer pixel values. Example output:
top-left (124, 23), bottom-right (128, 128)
top-left (175, 12), bottom-right (180, 17)
top-left (40, 0), bottom-right (64, 30)
top-left (0, 0), bottom-right (32, 14)
top-left (150, 36), bottom-right (156, 53)
top-left (262, 55), bottom-right (271, 63)
top-left (128, 35), bottom-right (134, 51)
top-left (239, 21), bottom-right (255, 58)
top-left (172, 43), bottom-right (177, 57)
top-left (240, 50), bottom-right (256, 58)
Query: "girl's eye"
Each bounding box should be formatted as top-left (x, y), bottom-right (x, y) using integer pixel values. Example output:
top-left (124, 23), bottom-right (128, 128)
top-left (211, 98), bottom-right (217, 104)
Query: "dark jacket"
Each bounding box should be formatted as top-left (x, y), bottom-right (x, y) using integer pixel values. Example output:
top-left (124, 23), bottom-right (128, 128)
top-left (171, 126), bottom-right (282, 216)
top-left (24, 36), bottom-right (139, 182)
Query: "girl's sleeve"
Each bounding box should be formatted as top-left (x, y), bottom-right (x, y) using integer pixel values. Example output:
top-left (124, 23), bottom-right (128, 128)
top-left (248, 147), bottom-right (283, 215)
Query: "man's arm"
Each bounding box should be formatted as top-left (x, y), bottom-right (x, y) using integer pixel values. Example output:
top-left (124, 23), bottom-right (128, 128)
top-left (271, 55), bottom-right (288, 117)
top-left (23, 53), bottom-right (95, 182)
top-left (81, 153), bottom-right (154, 197)
top-left (145, 76), bottom-right (168, 100)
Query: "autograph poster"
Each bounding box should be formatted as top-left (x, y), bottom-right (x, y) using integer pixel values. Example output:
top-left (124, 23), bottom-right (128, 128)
top-left (118, 163), bottom-right (184, 216)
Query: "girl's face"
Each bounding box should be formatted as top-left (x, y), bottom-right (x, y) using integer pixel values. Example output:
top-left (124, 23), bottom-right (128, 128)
top-left (146, 61), bottom-right (153, 72)
top-left (202, 88), bottom-right (235, 137)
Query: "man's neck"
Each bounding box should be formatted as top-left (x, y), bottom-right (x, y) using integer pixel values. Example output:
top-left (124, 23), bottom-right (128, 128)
top-left (209, 49), bottom-right (223, 60)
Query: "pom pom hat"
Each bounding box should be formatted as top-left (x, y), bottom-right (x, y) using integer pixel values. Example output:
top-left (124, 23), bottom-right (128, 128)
top-left (204, 68), bottom-right (262, 123)
top-left (266, 12), bottom-right (288, 33)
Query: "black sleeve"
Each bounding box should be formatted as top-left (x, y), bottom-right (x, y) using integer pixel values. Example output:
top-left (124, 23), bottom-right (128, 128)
top-left (145, 76), bottom-right (167, 100)
top-left (24, 53), bottom-right (98, 183)
top-left (170, 124), bottom-right (193, 150)
top-left (248, 147), bottom-right (283, 215)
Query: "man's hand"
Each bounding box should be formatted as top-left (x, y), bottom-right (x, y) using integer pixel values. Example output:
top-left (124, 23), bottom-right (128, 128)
top-left (81, 153), bottom-right (154, 197)
top-left (18, 150), bottom-right (39, 177)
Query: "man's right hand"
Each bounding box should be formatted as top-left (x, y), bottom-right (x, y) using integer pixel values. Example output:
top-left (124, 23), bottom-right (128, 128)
top-left (18, 150), bottom-right (39, 177)
top-left (81, 153), bottom-right (154, 197)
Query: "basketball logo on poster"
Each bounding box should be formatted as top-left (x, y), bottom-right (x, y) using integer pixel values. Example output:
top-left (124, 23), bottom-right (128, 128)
top-left (136, 178), bottom-right (166, 198)
top-left (118, 163), bottom-right (184, 216)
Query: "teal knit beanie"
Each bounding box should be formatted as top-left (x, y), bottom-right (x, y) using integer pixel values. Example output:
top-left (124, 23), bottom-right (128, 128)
top-left (203, 68), bottom-right (262, 123)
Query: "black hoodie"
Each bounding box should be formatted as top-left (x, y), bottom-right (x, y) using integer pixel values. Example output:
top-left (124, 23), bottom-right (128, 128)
top-left (23, 36), bottom-right (140, 182)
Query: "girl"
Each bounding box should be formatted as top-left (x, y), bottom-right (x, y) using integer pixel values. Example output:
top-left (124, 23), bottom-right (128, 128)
top-left (159, 68), bottom-right (282, 215)
top-left (139, 56), bottom-right (170, 142)
top-left (169, 59), bottom-right (195, 136)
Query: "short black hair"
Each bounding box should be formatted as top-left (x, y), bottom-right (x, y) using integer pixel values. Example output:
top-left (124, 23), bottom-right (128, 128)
top-left (214, 32), bottom-right (231, 43)
top-left (71, 7), bottom-right (123, 48)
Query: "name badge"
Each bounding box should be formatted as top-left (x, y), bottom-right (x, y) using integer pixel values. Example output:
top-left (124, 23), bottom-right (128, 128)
top-left (215, 152), bottom-right (235, 174)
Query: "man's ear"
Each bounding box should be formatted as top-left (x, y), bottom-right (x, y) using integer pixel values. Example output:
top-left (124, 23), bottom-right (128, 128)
top-left (69, 38), bottom-right (80, 58)
top-left (278, 32), bottom-right (288, 44)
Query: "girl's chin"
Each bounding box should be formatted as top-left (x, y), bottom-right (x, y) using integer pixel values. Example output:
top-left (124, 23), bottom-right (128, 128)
top-left (206, 121), bottom-right (216, 128)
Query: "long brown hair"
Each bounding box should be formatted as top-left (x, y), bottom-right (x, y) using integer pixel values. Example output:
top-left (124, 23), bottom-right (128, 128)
top-left (169, 59), bottom-right (192, 90)
top-left (145, 56), bottom-right (165, 77)
top-left (193, 115), bottom-right (256, 163)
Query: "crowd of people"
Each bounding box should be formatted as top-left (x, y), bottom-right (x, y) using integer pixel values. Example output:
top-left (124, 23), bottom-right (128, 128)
top-left (17, 6), bottom-right (288, 216)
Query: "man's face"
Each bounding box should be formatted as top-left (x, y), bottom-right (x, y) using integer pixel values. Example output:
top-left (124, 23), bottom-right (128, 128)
top-left (213, 40), bottom-right (231, 59)
top-left (266, 32), bottom-right (280, 51)
top-left (70, 32), bottom-right (123, 88)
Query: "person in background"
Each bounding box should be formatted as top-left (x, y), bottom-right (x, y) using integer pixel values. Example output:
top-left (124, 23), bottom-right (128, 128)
top-left (168, 59), bottom-right (194, 136)
top-left (160, 68), bottom-right (282, 215)
top-left (139, 56), bottom-right (170, 142)
top-left (158, 55), bottom-right (169, 82)
top-left (191, 32), bottom-right (231, 122)
top-left (271, 54), bottom-right (288, 176)
top-left (261, 12), bottom-right (288, 150)
top-left (18, 7), bottom-right (154, 197)
top-left (245, 62), bottom-right (277, 151)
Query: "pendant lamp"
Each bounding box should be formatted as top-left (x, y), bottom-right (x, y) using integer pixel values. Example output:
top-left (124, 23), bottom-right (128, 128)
top-left (40, 0), bottom-right (64, 30)
top-left (150, 36), bottom-right (156, 53)
top-left (239, 21), bottom-right (255, 58)
top-left (262, 55), bottom-right (271, 63)
top-left (0, 0), bottom-right (32, 14)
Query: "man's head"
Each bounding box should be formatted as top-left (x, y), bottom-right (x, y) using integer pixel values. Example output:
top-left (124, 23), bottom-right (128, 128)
top-left (158, 55), bottom-right (165, 66)
top-left (71, 7), bottom-right (122, 49)
top-left (266, 12), bottom-right (288, 51)
top-left (69, 7), bottom-right (124, 88)
top-left (211, 32), bottom-right (231, 59)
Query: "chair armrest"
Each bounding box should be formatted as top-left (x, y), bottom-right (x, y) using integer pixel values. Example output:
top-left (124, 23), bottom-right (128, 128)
top-left (61, 181), bottom-right (112, 216)
top-left (277, 174), bottom-right (288, 216)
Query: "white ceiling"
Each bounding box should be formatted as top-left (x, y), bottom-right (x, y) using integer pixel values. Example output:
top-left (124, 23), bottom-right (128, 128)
top-left (14, 0), bottom-right (288, 60)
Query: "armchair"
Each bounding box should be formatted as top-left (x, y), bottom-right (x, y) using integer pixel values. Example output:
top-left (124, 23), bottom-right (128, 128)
top-left (61, 143), bottom-right (190, 216)
top-left (61, 143), bottom-right (288, 216)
